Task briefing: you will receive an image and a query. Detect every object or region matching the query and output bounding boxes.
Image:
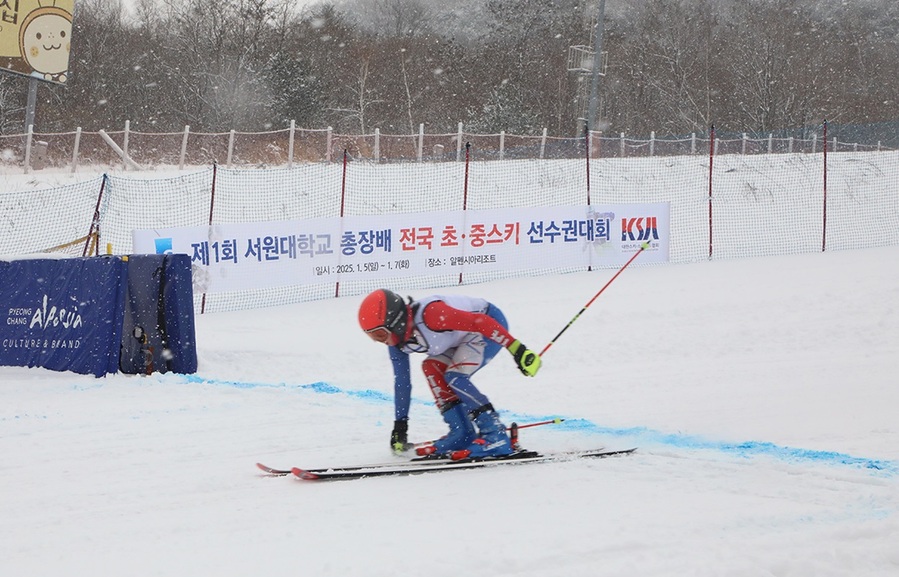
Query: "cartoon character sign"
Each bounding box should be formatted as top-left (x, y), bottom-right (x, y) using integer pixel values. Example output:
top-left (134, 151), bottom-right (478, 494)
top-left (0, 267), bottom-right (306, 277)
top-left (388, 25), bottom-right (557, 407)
top-left (20, 1), bottom-right (72, 82)
top-left (0, 0), bottom-right (74, 84)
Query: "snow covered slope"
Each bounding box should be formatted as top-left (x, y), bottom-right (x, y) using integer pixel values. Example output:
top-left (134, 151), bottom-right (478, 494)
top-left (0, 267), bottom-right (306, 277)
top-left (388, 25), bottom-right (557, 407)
top-left (2, 245), bottom-right (898, 576)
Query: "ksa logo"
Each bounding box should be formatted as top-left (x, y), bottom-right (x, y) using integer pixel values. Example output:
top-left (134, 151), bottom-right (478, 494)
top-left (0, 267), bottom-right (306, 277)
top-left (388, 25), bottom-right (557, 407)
top-left (621, 217), bottom-right (660, 242)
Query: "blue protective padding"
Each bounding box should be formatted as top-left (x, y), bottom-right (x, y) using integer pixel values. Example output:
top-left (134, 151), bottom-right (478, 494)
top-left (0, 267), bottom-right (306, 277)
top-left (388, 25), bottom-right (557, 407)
top-left (120, 254), bottom-right (197, 374)
top-left (0, 257), bottom-right (127, 377)
top-left (161, 254), bottom-right (197, 373)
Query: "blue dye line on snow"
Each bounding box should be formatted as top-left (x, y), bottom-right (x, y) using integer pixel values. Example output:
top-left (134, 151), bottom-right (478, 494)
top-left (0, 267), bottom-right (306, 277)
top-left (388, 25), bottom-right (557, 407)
top-left (177, 374), bottom-right (897, 476)
top-left (173, 373), bottom-right (400, 405)
top-left (544, 418), bottom-right (898, 475)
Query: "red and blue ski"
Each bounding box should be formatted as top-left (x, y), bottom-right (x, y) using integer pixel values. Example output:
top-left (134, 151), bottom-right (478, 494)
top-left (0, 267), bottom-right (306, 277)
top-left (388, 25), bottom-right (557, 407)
top-left (257, 447), bottom-right (636, 481)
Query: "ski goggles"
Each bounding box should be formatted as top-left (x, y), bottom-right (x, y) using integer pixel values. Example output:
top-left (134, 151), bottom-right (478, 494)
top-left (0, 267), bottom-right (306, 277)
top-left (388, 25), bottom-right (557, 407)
top-left (364, 326), bottom-right (397, 345)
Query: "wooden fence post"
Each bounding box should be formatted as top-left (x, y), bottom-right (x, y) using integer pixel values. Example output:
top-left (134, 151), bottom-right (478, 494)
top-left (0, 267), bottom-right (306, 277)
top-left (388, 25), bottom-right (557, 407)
top-left (227, 129), bottom-right (236, 167)
top-left (71, 127), bottom-right (82, 173)
top-left (24, 124), bottom-right (33, 174)
top-left (374, 127), bottom-right (380, 162)
top-left (179, 125), bottom-right (190, 170)
top-left (123, 120), bottom-right (130, 170)
top-left (417, 123), bottom-right (424, 161)
top-left (288, 120), bottom-right (295, 168)
top-left (326, 126), bottom-right (332, 163)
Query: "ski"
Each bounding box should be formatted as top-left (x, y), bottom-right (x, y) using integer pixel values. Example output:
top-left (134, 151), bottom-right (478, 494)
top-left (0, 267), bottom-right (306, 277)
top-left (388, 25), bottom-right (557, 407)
top-left (256, 419), bottom-right (569, 477)
top-left (257, 452), bottom-right (456, 476)
top-left (289, 447), bottom-right (636, 481)
top-left (256, 463), bottom-right (294, 476)
top-left (257, 453), bottom-right (453, 476)
top-left (257, 452), bottom-right (467, 477)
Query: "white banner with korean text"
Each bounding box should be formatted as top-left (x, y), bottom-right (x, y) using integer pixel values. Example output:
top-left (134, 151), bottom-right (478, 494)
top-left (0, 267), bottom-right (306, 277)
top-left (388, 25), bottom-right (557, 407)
top-left (132, 203), bottom-right (669, 293)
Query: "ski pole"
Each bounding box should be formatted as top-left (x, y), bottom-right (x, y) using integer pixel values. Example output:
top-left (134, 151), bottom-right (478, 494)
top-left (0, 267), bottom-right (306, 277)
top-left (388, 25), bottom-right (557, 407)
top-left (539, 241), bottom-right (649, 357)
top-left (510, 418), bottom-right (564, 430)
top-left (509, 419), bottom-right (563, 449)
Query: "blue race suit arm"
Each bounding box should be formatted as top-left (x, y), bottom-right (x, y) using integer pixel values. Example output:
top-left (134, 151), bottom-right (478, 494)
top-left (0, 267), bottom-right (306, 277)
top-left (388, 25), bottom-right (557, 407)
top-left (388, 345), bottom-right (412, 421)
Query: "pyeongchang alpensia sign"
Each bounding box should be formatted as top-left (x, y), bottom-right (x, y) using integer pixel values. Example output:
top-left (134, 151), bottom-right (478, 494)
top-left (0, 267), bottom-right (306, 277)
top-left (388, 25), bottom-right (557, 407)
top-left (0, 255), bottom-right (198, 377)
top-left (0, 0), bottom-right (74, 84)
top-left (0, 257), bottom-right (126, 376)
top-left (133, 204), bottom-right (670, 294)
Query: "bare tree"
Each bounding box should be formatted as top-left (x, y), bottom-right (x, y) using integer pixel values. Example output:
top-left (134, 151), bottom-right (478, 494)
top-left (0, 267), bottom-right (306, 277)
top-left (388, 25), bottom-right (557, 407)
top-left (14, 0), bottom-right (899, 141)
top-left (350, 0), bottom-right (434, 38)
top-left (0, 75), bottom-right (26, 134)
top-left (330, 59), bottom-right (385, 133)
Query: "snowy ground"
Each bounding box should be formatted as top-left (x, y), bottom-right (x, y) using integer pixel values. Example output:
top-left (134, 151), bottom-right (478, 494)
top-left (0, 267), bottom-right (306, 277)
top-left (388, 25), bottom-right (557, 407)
top-left (2, 245), bottom-right (898, 576)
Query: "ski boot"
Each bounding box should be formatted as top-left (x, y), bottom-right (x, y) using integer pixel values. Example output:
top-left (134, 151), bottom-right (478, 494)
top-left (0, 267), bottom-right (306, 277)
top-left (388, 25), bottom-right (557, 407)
top-left (415, 400), bottom-right (476, 457)
top-left (451, 404), bottom-right (514, 460)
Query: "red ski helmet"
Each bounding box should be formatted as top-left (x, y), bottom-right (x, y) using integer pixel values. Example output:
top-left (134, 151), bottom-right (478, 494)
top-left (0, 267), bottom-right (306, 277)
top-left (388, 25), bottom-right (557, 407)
top-left (358, 289), bottom-right (409, 346)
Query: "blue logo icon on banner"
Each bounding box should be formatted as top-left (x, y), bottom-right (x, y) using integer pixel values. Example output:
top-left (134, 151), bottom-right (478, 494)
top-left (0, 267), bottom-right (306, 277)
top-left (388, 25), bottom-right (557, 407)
top-left (154, 238), bottom-right (173, 254)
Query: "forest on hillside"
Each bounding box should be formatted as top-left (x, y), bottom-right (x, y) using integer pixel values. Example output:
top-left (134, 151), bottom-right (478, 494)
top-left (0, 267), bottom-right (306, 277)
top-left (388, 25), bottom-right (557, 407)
top-left (1, 0), bottom-right (897, 139)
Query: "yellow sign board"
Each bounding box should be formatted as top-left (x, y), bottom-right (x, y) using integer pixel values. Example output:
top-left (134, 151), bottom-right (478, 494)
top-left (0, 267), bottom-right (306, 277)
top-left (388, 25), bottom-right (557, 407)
top-left (0, 0), bottom-right (74, 84)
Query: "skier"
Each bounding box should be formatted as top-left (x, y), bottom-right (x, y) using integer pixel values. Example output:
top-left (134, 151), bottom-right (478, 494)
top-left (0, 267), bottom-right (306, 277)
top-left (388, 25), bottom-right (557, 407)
top-left (357, 289), bottom-right (542, 460)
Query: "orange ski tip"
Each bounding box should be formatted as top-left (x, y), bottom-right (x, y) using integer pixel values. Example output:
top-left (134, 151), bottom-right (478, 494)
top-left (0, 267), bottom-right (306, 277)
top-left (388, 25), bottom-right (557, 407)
top-left (291, 467), bottom-right (320, 480)
top-left (256, 462), bottom-right (290, 476)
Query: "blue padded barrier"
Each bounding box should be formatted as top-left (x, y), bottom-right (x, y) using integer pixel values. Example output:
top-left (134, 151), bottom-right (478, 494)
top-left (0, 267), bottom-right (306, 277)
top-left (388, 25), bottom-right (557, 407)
top-left (0, 257), bottom-right (127, 377)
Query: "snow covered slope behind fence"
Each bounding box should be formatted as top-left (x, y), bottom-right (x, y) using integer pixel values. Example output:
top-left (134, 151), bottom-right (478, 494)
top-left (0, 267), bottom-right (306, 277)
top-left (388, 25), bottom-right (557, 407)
top-left (2, 151), bottom-right (897, 312)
